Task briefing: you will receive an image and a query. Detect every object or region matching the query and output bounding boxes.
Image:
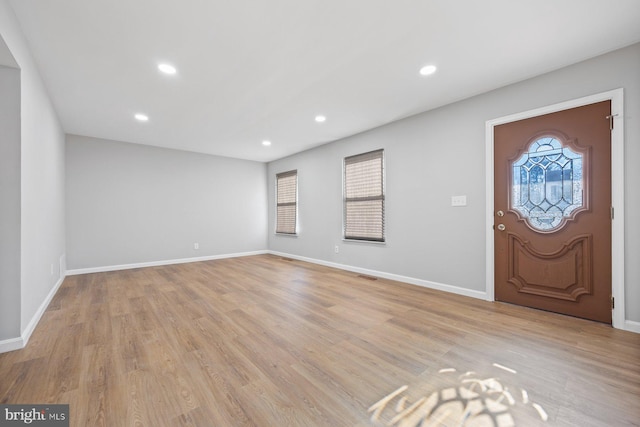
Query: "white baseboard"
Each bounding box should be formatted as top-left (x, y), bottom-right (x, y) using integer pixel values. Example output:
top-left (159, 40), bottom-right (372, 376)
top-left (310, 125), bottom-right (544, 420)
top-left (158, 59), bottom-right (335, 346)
top-left (0, 336), bottom-right (24, 353)
top-left (268, 250), bottom-right (488, 300)
top-left (65, 250), bottom-right (268, 276)
top-left (0, 273), bottom-right (65, 354)
top-left (624, 320), bottom-right (640, 334)
top-left (21, 274), bottom-right (65, 348)
top-left (269, 251), bottom-right (640, 334)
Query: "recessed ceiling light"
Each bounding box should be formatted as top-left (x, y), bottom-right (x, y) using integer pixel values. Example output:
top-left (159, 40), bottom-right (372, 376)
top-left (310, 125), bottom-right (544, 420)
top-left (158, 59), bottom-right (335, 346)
top-left (158, 63), bottom-right (177, 75)
top-left (419, 65), bottom-right (437, 76)
top-left (315, 115), bottom-right (326, 123)
top-left (262, 140), bottom-right (271, 146)
top-left (134, 113), bottom-right (149, 122)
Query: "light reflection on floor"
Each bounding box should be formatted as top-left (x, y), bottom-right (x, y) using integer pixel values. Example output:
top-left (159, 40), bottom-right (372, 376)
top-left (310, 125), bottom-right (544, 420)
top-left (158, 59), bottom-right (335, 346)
top-left (368, 363), bottom-right (547, 426)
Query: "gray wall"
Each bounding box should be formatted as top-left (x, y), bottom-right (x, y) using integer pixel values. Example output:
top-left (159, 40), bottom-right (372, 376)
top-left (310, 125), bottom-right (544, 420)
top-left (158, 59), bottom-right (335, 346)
top-left (0, 0), bottom-right (66, 341)
top-left (0, 65), bottom-right (21, 340)
top-left (267, 43), bottom-right (640, 323)
top-left (66, 135), bottom-right (268, 270)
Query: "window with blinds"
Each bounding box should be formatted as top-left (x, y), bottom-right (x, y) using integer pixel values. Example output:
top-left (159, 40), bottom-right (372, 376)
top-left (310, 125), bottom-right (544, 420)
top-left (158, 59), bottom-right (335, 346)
top-left (344, 149), bottom-right (385, 242)
top-left (276, 170), bottom-right (298, 234)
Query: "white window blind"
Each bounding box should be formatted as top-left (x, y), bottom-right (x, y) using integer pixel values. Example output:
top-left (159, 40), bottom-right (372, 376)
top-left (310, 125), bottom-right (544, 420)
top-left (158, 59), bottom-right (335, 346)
top-left (276, 170), bottom-right (297, 234)
top-left (344, 149), bottom-right (384, 242)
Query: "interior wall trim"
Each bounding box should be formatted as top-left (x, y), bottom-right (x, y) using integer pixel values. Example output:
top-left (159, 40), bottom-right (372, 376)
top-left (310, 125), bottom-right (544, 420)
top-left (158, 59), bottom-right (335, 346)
top-left (0, 272), bottom-right (65, 354)
top-left (268, 250), bottom-right (488, 300)
top-left (0, 337), bottom-right (23, 354)
top-left (21, 274), bottom-right (65, 347)
top-left (65, 250), bottom-right (269, 276)
top-left (625, 320), bottom-right (640, 334)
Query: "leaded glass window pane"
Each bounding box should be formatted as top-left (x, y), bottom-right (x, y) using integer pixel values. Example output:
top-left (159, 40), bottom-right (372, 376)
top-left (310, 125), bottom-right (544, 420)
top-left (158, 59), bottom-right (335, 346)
top-left (511, 137), bottom-right (583, 231)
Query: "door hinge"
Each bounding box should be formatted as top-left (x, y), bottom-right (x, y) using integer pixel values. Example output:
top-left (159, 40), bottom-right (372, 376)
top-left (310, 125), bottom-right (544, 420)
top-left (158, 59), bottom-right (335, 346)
top-left (606, 114), bottom-right (618, 131)
top-left (611, 206), bottom-right (614, 220)
top-left (611, 296), bottom-right (615, 310)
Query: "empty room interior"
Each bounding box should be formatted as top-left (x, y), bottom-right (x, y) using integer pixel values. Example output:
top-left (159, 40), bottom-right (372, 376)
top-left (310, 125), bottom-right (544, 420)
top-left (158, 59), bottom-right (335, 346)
top-left (1, 1), bottom-right (640, 426)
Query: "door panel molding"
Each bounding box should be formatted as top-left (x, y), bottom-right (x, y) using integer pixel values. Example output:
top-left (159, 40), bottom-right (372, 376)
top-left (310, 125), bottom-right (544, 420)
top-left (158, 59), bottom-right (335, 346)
top-left (485, 88), bottom-right (625, 329)
top-left (507, 232), bottom-right (592, 301)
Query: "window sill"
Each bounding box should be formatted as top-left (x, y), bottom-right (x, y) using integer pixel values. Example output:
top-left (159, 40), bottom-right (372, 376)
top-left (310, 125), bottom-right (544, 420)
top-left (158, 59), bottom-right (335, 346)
top-left (275, 233), bottom-right (298, 238)
top-left (342, 238), bottom-right (386, 246)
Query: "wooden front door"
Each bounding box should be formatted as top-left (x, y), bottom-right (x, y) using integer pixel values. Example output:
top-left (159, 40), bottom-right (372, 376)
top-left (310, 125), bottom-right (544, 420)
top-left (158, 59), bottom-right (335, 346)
top-left (494, 101), bottom-right (612, 323)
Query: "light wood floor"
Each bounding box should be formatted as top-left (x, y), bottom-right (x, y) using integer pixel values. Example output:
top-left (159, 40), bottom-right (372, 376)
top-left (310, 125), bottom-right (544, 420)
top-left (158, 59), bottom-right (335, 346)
top-left (1, 255), bottom-right (638, 426)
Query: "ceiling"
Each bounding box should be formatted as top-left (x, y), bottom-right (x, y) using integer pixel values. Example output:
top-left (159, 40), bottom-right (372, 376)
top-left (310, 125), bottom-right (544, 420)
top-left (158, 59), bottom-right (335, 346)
top-left (7, 0), bottom-right (640, 162)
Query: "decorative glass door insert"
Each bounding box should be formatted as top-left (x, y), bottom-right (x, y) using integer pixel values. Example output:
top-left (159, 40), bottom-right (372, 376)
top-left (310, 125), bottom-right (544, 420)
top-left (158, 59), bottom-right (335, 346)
top-left (511, 136), bottom-right (585, 232)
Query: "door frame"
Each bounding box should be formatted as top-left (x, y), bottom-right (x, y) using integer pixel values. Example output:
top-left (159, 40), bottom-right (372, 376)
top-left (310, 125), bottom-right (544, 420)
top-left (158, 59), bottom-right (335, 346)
top-left (485, 89), bottom-right (625, 329)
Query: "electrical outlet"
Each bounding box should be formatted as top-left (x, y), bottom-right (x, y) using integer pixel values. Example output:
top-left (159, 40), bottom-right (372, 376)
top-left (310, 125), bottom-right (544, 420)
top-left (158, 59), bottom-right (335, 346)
top-left (334, 245), bottom-right (339, 254)
top-left (194, 243), bottom-right (199, 250)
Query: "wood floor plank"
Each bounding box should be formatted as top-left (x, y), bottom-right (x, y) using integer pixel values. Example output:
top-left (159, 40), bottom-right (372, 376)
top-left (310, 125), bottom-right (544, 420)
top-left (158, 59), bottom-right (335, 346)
top-left (183, 349), bottom-right (256, 426)
top-left (1, 254), bottom-right (638, 426)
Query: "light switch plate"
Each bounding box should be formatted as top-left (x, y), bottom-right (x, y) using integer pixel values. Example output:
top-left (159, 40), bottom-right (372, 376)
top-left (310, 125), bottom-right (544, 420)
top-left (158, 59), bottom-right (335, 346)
top-left (451, 195), bottom-right (467, 206)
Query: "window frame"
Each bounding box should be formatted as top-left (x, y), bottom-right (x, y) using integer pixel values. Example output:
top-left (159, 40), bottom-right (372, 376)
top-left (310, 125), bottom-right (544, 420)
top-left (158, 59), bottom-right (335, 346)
top-left (275, 169), bottom-right (298, 235)
top-left (343, 149), bottom-right (385, 243)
